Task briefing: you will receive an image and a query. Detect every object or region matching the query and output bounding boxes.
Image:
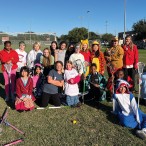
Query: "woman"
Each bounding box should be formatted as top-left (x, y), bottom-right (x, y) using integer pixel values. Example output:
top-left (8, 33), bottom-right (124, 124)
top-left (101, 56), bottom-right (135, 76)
top-left (40, 48), bottom-right (54, 76)
top-left (27, 42), bottom-right (43, 69)
top-left (104, 37), bottom-right (124, 77)
top-left (55, 41), bottom-right (67, 66)
top-left (50, 41), bottom-right (58, 57)
top-left (0, 41), bottom-right (19, 101)
top-left (15, 66), bottom-right (35, 111)
top-left (15, 41), bottom-right (27, 78)
top-left (41, 61), bottom-right (64, 107)
top-left (65, 43), bottom-right (75, 63)
top-left (122, 35), bottom-right (139, 92)
top-left (113, 80), bottom-right (146, 139)
top-left (91, 41), bottom-right (105, 75)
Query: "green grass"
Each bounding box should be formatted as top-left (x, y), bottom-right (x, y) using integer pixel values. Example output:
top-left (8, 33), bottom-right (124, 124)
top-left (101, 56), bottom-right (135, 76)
top-left (0, 47), bottom-right (146, 145)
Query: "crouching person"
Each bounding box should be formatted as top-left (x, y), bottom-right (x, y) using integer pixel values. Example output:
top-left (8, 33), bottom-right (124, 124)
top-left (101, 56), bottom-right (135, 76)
top-left (113, 80), bottom-right (146, 139)
top-left (64, 61), bottom-right (81, 107)
top-left (85, 63), bottom-right (107, 102)
top-left (15, 66), bottom-right (35, 111)
top-left (41, 61), bottom-right (64, 107)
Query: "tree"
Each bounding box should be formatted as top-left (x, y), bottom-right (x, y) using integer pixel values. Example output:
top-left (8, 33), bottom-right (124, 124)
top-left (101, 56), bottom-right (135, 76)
top-left (132, 19), bottom-right (146, 40)
top-left (68, 27), bottom-right (88, 43)
top-left (101, 33), bottom-right (114, 42)
top-left (89, 32), bottom-right (100, 40)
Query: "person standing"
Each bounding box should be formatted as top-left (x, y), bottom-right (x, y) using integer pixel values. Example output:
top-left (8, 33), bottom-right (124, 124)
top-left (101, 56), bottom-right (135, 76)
top-left (122, 35), bottom-right (139, 92)
top-left (15, 41), bottom-right (27, 78)
top-left (0, 41), bottom-right (19, 101)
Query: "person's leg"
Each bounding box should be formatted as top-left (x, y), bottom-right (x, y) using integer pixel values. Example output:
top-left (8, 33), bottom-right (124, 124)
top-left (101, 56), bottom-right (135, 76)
top-left (66, 95), bottom-right (73, 106)
top-left (41, 92), bottom-right (50, 107)
top-left (51, 94), bottom-right (61, 106)
top-left (3, 71), bottom-right (9, 98)
top-left (11, 69), bottom-right (17, 100)
top-left (74, 95), bottom-right (80, 105)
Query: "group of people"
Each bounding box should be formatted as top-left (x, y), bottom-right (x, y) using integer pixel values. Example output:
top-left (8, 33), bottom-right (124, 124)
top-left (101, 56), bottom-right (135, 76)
top-left (1, 35), bottom-right (146, 139)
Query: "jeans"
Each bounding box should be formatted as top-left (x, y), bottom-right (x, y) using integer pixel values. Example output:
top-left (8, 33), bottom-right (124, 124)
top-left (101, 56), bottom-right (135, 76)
top-left (66, 95), bottom-right (79, 106)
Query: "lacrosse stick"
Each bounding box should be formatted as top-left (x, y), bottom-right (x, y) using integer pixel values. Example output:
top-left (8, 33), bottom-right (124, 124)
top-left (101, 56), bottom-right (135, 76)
top-left (3, 138), bottom-right (24, 146)
top-left (4, 63), bottom-right (12, 101)
top-left (0, 107), bottom-right (25, 135)
top-left (137, 62), bottom-right (145, 107)
top-left (72, 59), bottom-right (89, 103)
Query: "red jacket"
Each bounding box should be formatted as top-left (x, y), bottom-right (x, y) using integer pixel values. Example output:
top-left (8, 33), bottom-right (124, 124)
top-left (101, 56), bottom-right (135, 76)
top-left (80, 50), bottom-right (91, 63)
top-left (0, 48), bottom-right (19, 71)
top-left (122, 44), bottom-right (139, 69)
top-left (16, 77), bottom-right (35, 100)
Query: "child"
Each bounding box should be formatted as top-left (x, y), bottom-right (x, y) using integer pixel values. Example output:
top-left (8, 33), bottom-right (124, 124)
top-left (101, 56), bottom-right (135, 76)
top-left (113, 80), bottom-right (146, 139)
top-left (0, 41), bottom-right (19, 101)
top-left (141, 66), bottom-right (146, 99)
top-left (32, 64), bottom-right (45, 99)
top-left (85, 63), bottom-right (107, 101)
top-left (15, 66), bottom-right (35, 111)
top-left (27, 42), bottom-right (42, 70)
top-left (64, 61), bottom-right (81, 107)
top-left (40, 48), bottom-right (54, 77)
top-left (15, 41), bottom-right (27, 78)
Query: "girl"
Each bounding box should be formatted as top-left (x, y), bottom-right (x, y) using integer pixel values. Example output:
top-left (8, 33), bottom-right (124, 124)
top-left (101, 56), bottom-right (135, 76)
top-left (0, 41), bottom-right (19, 101)
top-left (65, 43), bottom-right (75, 63)
top-left (15, 66), bottom-right (35, 111)
top-left (27, 42), bottom-right (43, 69)
top-left (40, 48), bottom-right (54, 77)
top-left (50, 41), bottom-right (58, 57)
top-left (42, 61), bottom-right (64, 107)
top-left (122, 35), bottom-right (139, 93)
top-left (32, 64), bottom-right (45, 99)
top-left (15, 41), bottom-right (27, 78)
top-left (64, 61), bottom-right (81, 107)
top-left (113, 80), bottom-right (146, 139)
top-left (55, 41), bottom-right (67, 66)
top-left (91, 41), bottom-right (105, 75)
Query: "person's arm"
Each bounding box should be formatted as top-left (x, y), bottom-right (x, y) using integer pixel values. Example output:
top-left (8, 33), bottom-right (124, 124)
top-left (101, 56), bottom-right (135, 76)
top-left (11, 51), bottom-right (19, 64)
top-left (134, 45), bottom-right (139, 69)
top-left (131, 95), bottom-right (141, 124)
top-left (16, 79), bottom-right (22, 98)
top-left (48, 76), bottom-right (64, 87)
top-left (0, 51), bottom-right (11, 64)
top-left (28, 78), bottom-right (34, 96)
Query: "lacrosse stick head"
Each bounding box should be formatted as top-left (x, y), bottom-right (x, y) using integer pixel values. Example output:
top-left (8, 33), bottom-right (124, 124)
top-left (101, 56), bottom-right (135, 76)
top-left (137, 62), bottom-right (145, 74)
top-left (4, 63), bottom-right (12, 74)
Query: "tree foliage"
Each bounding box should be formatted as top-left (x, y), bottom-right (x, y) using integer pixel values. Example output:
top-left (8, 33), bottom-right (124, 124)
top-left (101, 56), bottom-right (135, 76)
top-left (132, 19), bottom-right (146, 40)
top-left (101, 33), bottom-right (114, 42)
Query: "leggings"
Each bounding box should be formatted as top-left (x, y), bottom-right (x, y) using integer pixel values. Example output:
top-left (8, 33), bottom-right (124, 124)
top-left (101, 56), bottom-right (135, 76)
top-left (42, 92), bottom-right (61, 107)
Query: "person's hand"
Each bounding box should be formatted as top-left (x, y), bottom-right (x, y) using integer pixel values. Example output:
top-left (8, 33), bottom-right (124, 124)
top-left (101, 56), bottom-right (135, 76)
top-left (69, 78), bottom-right (74, 84)
top-left (94, 84), bottom-right (100, 87)
top-left (6, 60), bottom-right (12, 64)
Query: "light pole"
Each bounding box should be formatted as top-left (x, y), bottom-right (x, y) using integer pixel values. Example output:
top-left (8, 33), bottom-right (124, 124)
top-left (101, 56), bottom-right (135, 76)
top-left (87, 11), bottom-right (90, 40)
top-left (124, 0), bottom-right (126, 43)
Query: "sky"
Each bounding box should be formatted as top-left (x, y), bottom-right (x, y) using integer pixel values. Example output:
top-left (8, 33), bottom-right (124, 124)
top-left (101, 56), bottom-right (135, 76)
top-left (0, 0), bottom-right (145, 37)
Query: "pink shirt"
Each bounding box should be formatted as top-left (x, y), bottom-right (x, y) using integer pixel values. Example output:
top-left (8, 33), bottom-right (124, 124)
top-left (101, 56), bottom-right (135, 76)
top-left (32, 75), bottom-right (39, 88)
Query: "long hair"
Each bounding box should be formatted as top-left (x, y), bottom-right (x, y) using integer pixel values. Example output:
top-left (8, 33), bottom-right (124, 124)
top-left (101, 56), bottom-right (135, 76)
top-left (42, 48), bottom-right (52, 67)
top-left (125, 35), bottom-right (134, 50)
top-left (92, 44), bottom-right (100, 57)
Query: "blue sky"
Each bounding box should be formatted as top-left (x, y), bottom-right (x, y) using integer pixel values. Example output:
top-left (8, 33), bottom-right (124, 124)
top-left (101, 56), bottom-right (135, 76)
top-left (0, 0), bottom-right (145, 36)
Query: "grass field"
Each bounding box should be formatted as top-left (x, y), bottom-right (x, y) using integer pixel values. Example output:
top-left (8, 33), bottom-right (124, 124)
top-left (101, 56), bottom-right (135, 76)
top-left (0, 46), bottom-right (146, 145)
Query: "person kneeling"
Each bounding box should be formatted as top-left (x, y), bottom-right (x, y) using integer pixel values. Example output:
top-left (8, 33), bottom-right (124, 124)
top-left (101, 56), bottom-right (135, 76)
top-left (15, 66), bottom-right (35, 111)
top-left (113, 80), bottom-right (146, 139)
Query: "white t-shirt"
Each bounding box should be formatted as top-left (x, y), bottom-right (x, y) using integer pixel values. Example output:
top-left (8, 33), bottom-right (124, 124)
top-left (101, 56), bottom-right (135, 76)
top-left (64, 68), bottom-right (79, 96)
top-left (69, 53), bottom-right (85, 74)
top-left (15, 49), bottom-right (27, 72)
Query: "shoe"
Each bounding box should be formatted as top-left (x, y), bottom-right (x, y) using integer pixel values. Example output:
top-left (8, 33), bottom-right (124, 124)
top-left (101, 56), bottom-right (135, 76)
top-left (76, 102), bottom-right (82, 107)
top-left (136, 129), bottom-right (146, 139)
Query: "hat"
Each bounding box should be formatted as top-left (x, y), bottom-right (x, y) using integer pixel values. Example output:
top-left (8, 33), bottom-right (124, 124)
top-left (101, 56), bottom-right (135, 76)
top-left (92, 41), bottom-right (99, 45)
top-left (81, 39), bottom-right (88, 45)
top-left (116, 80), bottom-right (130, 94)
top-left (112, 37), bottom-right (118, 41)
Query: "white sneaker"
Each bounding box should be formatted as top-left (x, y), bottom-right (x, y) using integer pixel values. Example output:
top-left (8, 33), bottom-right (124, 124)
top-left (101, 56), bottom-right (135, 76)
top-left (136, 129), bottom-right (146, 139)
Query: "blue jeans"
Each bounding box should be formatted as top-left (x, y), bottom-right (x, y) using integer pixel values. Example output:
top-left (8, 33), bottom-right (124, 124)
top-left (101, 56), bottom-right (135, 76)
top-left (66, 95), bottom-right (79, 106)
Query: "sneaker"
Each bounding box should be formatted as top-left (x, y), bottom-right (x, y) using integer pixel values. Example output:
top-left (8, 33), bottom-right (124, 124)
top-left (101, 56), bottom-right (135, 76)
top-left (136, 129), bottom-right (146, 139)
top-left (76, 102), bottom-right (82, 107)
